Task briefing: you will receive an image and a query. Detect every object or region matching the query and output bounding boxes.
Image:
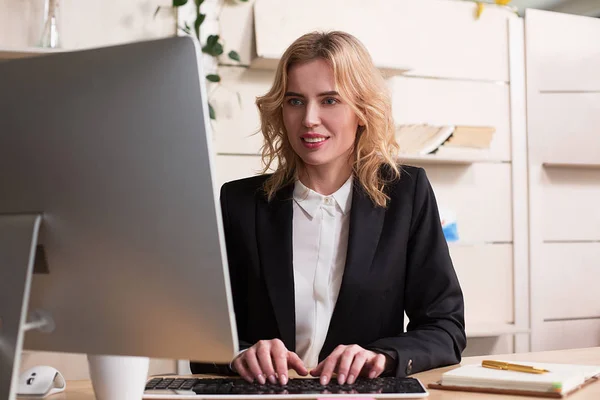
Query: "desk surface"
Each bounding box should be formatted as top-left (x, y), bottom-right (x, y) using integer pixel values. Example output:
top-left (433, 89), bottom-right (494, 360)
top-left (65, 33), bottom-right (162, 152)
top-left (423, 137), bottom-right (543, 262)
top-left (54, 347), bottom-right (600, 399)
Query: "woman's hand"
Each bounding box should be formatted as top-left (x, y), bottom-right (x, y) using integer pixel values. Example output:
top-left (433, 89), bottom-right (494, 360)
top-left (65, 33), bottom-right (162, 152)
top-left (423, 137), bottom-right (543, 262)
top-left (231, 339), bottom-right (308, 385)
top-left (310, 345), bottom-right (388, 385)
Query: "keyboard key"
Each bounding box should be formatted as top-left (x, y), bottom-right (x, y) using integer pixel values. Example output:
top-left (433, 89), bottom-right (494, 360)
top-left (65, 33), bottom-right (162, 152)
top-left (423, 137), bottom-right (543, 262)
top-left (154, 378), bottom-right (174, 390)
top-left (145, 378), bottom-right (162, 390)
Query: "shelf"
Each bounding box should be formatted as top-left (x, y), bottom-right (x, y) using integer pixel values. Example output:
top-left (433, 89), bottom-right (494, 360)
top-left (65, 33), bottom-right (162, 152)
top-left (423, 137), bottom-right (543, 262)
top-left (466, 323), bottom-right (530, 338)
top-left (448, 241), bottom-right (512, 247)
top-left (0, 47), bottom-right (60, 61)
top-left (217, 152), bottom-right (502, 166)
top-left (542, 161), bottom-right (600, 169)
top-left (398, 153), bottom-right (501, 165)
top-left (250, 54), bottom-right (411, 77)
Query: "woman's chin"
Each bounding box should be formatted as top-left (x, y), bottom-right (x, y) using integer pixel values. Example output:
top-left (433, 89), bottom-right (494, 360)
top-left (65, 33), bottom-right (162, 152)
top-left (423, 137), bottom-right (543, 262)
top-left (298, 155), bottom-right (330, 167)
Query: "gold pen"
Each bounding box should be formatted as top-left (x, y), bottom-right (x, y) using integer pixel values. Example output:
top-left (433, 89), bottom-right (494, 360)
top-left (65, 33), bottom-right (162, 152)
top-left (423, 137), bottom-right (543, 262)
top-left (482, 360), bottom-right (550, 374)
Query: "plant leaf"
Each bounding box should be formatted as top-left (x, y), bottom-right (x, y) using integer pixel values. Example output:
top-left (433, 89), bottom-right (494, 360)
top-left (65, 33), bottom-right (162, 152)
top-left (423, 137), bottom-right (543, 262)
top-left (206, 74), bottom-right (221, 83)
top-left (173, 0), bottom-right (188, 7)
top-left (194, 13), bottom-right (206, 39)
top-left (194, 0), bottom-right (205, 6)
top-left (206, 35), bottom-right (219, 47)
top-left (208, 103), bottom-right (216, 120)
top-left (202, 42), bottom-right (223, 57)
top-left (212, 43), bottom-right (224, 56)
top-left (228, 50), bottom-right (241, 62)
top-left (239, 0), bottom-right (249, 2)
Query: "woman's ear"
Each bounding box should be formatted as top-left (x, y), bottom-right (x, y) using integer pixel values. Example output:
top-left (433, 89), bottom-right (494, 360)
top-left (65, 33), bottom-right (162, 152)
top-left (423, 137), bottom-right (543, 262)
top-left (358, 119), bottom-right (366, 127)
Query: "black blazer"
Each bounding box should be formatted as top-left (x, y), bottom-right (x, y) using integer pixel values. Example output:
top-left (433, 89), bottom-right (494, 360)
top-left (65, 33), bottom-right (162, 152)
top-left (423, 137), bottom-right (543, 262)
top-left (191, 166), bottom-right (466, 377)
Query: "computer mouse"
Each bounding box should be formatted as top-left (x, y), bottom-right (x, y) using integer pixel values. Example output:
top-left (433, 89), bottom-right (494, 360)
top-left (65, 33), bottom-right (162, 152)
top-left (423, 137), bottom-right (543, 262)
top-left (17, 366), bottom-right (66, 398)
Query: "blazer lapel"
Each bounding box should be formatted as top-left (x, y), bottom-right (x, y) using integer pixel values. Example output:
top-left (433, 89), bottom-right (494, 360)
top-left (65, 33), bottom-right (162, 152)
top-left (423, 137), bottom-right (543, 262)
top-left (256, 183), bottom-right (296, 351)
top-left (321, 183), bottom-right (386, 358)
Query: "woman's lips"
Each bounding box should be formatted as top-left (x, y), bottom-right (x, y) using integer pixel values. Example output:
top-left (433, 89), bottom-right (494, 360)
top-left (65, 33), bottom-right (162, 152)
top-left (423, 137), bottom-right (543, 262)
top-left (301, 134), bottom-right (329, 149)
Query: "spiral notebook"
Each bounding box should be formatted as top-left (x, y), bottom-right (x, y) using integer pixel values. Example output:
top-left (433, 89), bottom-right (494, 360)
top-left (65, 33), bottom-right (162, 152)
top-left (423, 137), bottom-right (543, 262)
top-left (429, 361), bottom-right (600, 398)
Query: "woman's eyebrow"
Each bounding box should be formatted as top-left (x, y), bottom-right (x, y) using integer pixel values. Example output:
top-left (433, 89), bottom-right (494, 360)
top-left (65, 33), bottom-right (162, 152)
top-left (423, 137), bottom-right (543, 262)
top-left (318, 91), bottom-right (339, 96)
top-left (284, 91), bottom-right (340, 97)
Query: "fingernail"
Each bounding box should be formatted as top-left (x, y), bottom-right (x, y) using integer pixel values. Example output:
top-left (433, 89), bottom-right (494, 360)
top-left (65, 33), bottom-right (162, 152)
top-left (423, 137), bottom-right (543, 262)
top-left (257, 374), bottom-right (266, 385)
top-left (337, 374), bottom-right (346, 385)
top-left (347, 374), bottom-right (355, 384)
top-left (320, 375), bottom-right (329, 385)
top-left (280, 374), bottom-right (288, 385)
top-left (268, 375), bottom-right (277, 384)
top-left (369, 370), bottom-right (376, 379)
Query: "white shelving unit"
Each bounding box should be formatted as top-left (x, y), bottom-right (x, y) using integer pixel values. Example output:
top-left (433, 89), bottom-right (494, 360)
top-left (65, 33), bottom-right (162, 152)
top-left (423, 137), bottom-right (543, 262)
top-left (527, 10), bottom-right (600, 352)
top-left (542, 161), bottom-right (600, 169)
top-left (466, 323), bottom-right (530, 338)
top-left (250, 53), bottom-right (411, 77)
top-left (399, 153), bottom-right (501, 165)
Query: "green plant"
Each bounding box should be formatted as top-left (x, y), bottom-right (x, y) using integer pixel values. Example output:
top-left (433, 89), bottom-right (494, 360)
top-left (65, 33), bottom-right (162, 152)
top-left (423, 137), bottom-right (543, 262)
top-left (155, 0), bottom-right (247, 119)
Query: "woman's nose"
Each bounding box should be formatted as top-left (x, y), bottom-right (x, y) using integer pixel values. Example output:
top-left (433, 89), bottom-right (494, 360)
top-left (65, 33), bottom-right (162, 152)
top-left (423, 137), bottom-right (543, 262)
top-left (302, 103), bottom-right (321, 127)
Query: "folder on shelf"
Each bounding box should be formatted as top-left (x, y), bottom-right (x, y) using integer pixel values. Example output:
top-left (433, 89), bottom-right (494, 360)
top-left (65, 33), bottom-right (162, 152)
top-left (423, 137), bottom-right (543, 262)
top-left (429, 361), bottom-right (600, 398)
top-left (443, 125), bottom-right (496, 149)
top-left (395, 124), bottom-right (455, 155)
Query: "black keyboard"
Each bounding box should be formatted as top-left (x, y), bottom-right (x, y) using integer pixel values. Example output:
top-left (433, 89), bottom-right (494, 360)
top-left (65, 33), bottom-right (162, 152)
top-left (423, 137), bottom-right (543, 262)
top-left (144, 376), bottom-right (427, 396)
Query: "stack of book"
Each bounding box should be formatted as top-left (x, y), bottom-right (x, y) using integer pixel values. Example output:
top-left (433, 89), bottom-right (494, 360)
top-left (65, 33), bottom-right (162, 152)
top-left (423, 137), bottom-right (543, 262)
top-left (395, 124), bottom-right (455, 155)
top-left (442, 125), bottom-right (496, 149)
top-left (394, 124), bottom-right (495, 156)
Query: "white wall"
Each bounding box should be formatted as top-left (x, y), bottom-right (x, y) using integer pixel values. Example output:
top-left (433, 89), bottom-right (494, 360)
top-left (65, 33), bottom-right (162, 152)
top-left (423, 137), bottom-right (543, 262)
top-left (0, 0), bottom-right (175, 49)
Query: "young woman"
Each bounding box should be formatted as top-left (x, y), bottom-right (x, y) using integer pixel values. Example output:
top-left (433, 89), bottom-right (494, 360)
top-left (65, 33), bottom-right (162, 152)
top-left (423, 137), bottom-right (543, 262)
top-left (191, 31), bottom-right (465, 386)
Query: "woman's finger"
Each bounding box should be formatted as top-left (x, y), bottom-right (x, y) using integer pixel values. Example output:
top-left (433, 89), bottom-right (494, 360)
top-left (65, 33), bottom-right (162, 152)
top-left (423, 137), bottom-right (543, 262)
top-left (365, 353), bottom-right (387, 379)
top-left (256, 342), bottom-right (277, 384)
top-left (287, 351), bottom-right (308, 376)
top-left (335, 349), bottom-right (357, 385)
top-left (318, 353), bottom-right (341, 385)
top-left (243, 349), bottom-right (266, 384)
top-left (232, 357), bottom-right (253, 383)
top-left (270, 340), bottom-right (290, 385)
top-left (346, 351), bottom-right (368, 384)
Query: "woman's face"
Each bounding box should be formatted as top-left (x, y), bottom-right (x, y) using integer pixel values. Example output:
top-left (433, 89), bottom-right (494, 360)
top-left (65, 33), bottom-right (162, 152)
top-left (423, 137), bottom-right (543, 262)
top-left (282, 58), bottom-right (362, 172)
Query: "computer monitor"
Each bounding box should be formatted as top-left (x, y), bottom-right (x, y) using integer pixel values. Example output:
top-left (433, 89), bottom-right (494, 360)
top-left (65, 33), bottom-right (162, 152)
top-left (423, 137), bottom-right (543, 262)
top-left (0, 36), bottom-right (238, 398)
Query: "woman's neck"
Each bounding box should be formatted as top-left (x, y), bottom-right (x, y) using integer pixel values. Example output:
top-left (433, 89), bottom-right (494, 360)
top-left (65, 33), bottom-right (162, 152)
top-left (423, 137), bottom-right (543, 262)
top-left (298, 162), bottom-right (353, 196)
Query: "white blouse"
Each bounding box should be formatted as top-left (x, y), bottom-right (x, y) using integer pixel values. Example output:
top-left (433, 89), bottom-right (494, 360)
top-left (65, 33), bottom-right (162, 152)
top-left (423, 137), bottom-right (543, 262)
top-left (292, 177), bottom-right (353, 368)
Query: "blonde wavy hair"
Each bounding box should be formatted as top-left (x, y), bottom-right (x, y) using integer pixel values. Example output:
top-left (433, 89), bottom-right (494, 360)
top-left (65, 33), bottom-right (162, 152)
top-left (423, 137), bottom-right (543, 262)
top-left (256, 31), bottom-right (400, 207)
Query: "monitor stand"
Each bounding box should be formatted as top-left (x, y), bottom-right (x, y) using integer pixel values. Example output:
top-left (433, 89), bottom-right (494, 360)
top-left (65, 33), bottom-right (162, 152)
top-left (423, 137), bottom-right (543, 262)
top-left (0, 215), bottom-right (149, 400)
top-left (0, 214), bottom-right (43, 400)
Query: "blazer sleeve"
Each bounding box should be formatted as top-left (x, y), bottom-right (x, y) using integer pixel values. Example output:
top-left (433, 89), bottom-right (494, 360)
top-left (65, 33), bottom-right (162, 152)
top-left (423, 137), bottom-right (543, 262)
top-left (365, 168), bottom-right (466, 377)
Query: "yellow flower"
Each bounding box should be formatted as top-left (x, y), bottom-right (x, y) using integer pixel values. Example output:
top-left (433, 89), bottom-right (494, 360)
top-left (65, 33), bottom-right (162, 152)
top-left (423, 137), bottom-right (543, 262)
top-left (495, 0), bottom-right (512, 5)
top-left (475, 2), bottom-right (485, 19)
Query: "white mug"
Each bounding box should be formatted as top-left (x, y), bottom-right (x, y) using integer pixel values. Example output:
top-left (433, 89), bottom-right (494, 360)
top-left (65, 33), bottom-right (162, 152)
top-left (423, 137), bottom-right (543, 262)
top-left (87, 354), bottom-right (149, 400)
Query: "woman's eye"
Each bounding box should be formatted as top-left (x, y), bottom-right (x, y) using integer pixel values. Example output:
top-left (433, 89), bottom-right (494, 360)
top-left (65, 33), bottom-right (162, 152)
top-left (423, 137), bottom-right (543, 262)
top-left (323, 98), bottom-right (339, 105)
top-left (288, 98), bottom-right (303, 106)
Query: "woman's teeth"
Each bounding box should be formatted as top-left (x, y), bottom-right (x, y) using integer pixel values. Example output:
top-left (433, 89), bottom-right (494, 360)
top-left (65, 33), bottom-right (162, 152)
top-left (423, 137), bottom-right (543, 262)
top-left (303, 137), bottom-right (327, 143)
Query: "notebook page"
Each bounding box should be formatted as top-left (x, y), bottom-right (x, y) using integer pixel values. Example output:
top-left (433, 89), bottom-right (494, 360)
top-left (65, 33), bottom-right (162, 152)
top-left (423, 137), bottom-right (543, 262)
top-left (441, 361), bottom-right (600, 394)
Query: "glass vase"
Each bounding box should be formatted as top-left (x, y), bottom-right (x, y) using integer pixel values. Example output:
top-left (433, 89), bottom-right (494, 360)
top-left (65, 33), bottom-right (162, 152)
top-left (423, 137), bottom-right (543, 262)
top-left (39, 0), bottom-right (60, 48)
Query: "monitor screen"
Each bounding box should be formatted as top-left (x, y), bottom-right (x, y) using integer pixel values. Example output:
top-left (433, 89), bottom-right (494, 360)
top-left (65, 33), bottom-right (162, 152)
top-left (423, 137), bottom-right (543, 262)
top-left (0, 37), bottom-right (238, 364)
